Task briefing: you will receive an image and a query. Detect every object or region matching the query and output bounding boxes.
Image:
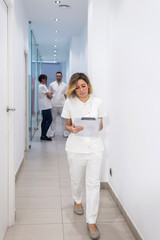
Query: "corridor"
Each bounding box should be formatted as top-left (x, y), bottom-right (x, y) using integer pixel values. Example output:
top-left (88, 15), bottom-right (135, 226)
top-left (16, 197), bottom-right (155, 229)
top-left (4, 118), bottom-right (135, 240)
top-left (1, 0), bottom-right (159, 239)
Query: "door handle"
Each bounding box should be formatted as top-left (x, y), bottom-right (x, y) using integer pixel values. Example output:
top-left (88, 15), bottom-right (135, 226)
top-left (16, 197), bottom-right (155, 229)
top-left (6, 107), bottom-right (16, 112)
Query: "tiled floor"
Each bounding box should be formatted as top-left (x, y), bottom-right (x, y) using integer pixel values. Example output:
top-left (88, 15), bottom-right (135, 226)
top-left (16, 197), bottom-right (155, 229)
top-left (4, 118), bottom-right (135, 240)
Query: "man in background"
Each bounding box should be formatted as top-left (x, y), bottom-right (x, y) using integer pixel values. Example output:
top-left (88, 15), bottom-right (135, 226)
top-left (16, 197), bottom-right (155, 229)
top-left (49, 71), bottom-right (68, 137)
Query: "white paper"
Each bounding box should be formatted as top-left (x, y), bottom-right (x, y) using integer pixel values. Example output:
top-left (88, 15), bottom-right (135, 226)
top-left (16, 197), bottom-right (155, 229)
top-left (74, 118), bottom-right (101, 137)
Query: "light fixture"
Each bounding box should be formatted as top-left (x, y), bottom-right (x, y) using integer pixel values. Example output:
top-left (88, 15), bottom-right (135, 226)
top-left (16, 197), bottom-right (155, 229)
top-left (54, 50), bottom-right (57, 53)
top-left (54, 39), bottom-right (57, 42)
top-left (54, 54), bottom-right (56, 56)
top-left (59, 4), bottom-right (70, 8)
top-left (54, 30), bottom-right (58, 33)
top-left (55, 18), bottom-right (59, 21)
top-left (54, 45), bottom-right (57, 48)
top-left (55, 1), bottom-right (61, 3)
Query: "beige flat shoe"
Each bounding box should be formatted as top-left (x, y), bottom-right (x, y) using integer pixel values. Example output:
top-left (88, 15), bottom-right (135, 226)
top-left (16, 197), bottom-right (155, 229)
top-left (87, 224), bottom-right (100, 240)
top-left (73, 202), bottom-right (84, 215)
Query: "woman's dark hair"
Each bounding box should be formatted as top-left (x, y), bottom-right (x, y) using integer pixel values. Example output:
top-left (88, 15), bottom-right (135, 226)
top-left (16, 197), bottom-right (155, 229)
top-left (38, 74), bottom-right (47, 83)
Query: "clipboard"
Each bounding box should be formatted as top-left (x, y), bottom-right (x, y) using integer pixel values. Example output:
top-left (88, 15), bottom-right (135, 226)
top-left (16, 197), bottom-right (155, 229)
top-left (81, 117), bottom-right (96, 120)
top-left (74, 118), bottom-right (101, 137)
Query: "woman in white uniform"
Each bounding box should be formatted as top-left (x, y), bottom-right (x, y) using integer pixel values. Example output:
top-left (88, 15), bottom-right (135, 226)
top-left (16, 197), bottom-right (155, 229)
top-left (61, 73), bottom-right (106, 240)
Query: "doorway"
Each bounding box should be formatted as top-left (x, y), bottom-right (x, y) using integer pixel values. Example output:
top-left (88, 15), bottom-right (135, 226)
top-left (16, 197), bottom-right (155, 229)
top-left (0, 0), bottom-right (15, 239)
top-left (0, 0), bottom-right (9, 239)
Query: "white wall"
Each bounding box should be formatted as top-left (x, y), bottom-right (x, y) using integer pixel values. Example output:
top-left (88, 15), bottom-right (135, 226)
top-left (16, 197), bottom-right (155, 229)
top-left (13, 0), bottom-right (28, 174)
top-left (66, 24), bottom-right (88, 83)
top-left (79, 25), bottom-right (88, 74)
top-left (61, 62), bottom-right (67, 83)
top-left (109, 0), bottom-right (160, 239)
top-left (65, 55), bottom-right (70, 84)
top-left (68, 37), bottom-right (81, 78)
top-left (88, 0), bottom-right (109, 181)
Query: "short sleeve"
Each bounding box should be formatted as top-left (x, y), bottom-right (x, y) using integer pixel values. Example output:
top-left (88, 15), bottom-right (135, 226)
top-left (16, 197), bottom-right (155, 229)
top-left (98, 99), bottom-right (107, 118)
top-left (40, 85), bottom-right (48, 94)
top-left (61, 99), bottom-right (71, 119)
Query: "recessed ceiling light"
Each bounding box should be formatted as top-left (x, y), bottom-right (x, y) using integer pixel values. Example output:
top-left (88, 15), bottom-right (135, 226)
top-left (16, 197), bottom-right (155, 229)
top-left (54, 50), bottom-right (57, 53)
top-left (54, 30), bottom-right (58, 33)
top-left (55, 1), bottom-right (61, 3)
top-left (54, 45), bottom-right (57, 48)
top-left (54, 39), bottom-right (57, 42)
top-left (55, 18), bottom-right (59, 21)
top-left (54, 54), bottom-right (56, 56)
top-left (59, 4), bottom-right (70, 8)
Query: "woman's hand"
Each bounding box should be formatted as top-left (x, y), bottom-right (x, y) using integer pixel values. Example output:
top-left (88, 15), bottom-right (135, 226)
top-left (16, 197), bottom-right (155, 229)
top-left (66, 119), bottom-right (84, 133)
top-left (70, 124), bottom-right (84, 133)
top-left (46, 91), bottom-right (52, 99)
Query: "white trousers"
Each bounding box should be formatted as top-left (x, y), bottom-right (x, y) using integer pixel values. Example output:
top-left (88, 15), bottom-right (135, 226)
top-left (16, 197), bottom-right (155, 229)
top-left (50, 106), bottom-right (66, 132)
top-left (67, 151), bottom-right (103, 224)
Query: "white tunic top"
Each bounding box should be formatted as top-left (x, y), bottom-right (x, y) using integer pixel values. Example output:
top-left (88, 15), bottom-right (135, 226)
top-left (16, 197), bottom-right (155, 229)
top-left (49, 81), bottom-right (68, 107)
top-left (61, 96), bottom-right (106, 153)
top-left (38, 84), bottom-right (52, 111)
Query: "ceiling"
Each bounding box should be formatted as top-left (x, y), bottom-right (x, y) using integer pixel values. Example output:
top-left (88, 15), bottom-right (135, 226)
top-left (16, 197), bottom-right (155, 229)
top-left (23, 0), bottom-right (88, 63)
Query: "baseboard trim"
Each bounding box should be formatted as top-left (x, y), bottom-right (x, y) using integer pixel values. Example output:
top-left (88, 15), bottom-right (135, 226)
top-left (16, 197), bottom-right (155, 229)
top-left (100, 182), bottom-right (108, 189)
top-left (100, 182), bottom-right (143, 240)
top-left (15, 159), bottom-right (24, 181)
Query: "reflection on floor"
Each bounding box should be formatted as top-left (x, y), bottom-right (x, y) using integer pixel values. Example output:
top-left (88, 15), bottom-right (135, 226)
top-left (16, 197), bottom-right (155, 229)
top-left (5, 118), bottom-right (135, 240)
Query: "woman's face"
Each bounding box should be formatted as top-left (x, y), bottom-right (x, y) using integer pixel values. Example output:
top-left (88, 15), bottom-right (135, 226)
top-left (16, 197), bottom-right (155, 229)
top-left (42, 78), bottom-right (48, 84)
top-left (75, 79), bottom-right (89, 99)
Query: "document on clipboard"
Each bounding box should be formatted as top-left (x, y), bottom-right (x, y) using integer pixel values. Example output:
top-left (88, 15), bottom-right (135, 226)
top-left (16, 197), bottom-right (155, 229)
top-left (74, 117), bottom-right (101, 137)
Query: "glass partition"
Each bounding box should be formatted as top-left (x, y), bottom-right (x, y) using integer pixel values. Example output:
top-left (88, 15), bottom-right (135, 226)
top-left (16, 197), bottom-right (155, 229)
top-left (37, 51), bottom-right (42, 126)
top-left (28, 25), bottom-right (32, 144)
top-left (31, 32), bottom-right (37, 138)
top-left (28, 27), bottom-right (42, 145)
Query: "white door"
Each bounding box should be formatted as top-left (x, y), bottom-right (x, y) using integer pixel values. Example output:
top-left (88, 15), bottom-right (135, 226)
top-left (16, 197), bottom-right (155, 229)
top-left (0, 0), bottom-right (8, 239)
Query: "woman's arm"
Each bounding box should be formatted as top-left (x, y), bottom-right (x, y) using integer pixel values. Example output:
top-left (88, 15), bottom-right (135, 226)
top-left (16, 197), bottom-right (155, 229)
top-left (66, 119), bottom-right (84, 133)
top-left (99, 118), bottom-right (103, 131)
top-left (46, 91), bottom-right (52, 99)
